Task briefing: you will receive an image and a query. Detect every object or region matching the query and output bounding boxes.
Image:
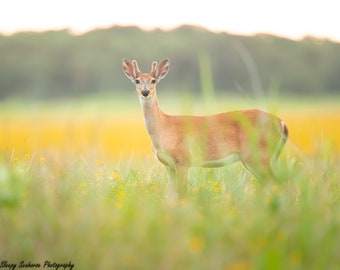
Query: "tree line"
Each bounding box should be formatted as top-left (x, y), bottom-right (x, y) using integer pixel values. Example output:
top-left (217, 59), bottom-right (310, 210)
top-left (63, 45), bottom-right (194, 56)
top-left (0, 25), bottom-right (339, 99)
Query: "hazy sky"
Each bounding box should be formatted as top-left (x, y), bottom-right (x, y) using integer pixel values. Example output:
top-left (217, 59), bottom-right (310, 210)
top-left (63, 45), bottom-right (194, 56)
top-left (1, 0), bottom-right (339, 41)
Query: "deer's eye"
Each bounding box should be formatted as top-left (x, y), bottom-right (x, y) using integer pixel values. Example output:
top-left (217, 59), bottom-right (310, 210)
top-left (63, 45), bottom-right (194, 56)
top-left (150, 79), bottom-right (157, 84)
top-left (135, 79), bottom-right (141, 84)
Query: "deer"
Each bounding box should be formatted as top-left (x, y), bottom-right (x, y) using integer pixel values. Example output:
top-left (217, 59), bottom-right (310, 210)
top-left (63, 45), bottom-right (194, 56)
top-left (122, 58), bottom-right (288, 200)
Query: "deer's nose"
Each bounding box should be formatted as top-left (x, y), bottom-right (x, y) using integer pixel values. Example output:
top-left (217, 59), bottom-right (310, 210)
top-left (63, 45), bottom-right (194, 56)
top-left (141, 89), bottom-right (150, 97)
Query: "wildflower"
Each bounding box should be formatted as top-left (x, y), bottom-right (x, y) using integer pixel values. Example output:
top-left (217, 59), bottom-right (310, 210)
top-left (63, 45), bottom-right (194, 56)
top-left (13, 157), bottom-right (19, 164)
top-left (228, 261), bottom-right (252, 270)
top-left (225, 194), bottom-right (232, 200)
top-left (25, 153), bottom-right (31, 160)
top-left (271, 184), bottom-right (279, 193)
top-left (289, 252), bottom-right (302, 265)
top-left (95, 159), bottom-right (104, 165)
top-left (179, 198), bottom-right (187, 206)
top-left (115, 202), bottom-right (123, 209)
top-left (250, 178), bottom-right (257, 184)
top-left (214, 186), bottom-right (222, 191)
top-left (117, 190), bottom-right (125, 200)
top-left (265, 196), bottom-right (271, 204)
top-left (200, 184), bottom-right (207, 189)
top-left (151, 181), bottom-right (160, 192)
top-left (78, 183), bottom-right (85, 189)
top-left (193, 187), bottom-right (200, 192)
top-left (189, 237), bottom-right (204, 254)
top-left (39, 157), bottom-right (46, 163)
top-left (112, 172), bottom-right (121, 180)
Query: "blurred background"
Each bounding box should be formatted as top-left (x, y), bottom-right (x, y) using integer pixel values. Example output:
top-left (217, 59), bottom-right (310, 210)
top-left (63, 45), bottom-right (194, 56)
top-left (0, 0), bottom-right (339, 159)
top-left (1, 25), bottom-right (340, 100)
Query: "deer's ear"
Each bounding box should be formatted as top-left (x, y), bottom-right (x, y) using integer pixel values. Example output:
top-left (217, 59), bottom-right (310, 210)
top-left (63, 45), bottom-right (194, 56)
top-left (122, 59), bottom-right (138, 81)
top-left (155, 59), bottom-right (170, 80)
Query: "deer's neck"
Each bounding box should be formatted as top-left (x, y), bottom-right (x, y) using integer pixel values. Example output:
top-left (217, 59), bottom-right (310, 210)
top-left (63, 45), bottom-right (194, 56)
top-left (140, 96), bottom-right (164, 137)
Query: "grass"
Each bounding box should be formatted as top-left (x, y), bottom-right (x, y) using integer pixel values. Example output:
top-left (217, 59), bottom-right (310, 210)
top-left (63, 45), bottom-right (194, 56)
top-left (0, 97), bottom-right (340, 269)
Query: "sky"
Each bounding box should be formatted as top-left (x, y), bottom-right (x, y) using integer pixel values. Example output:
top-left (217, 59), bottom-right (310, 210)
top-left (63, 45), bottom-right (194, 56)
top-left (1, 0), bottom-right (339, 42)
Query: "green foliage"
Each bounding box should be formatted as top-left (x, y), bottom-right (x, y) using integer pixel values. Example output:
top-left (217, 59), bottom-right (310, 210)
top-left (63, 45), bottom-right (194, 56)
top-left (0, 26), bottom-right (340, 100)
top-left (1, 145), bottom-right (340, 269)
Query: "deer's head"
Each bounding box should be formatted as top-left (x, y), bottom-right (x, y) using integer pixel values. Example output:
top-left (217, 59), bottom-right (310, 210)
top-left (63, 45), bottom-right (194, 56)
top-left (122, 59), bottom-right (170, 101)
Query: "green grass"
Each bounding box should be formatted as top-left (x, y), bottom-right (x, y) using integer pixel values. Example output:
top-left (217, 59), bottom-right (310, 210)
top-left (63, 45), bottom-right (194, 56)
top-left (1, 143), bottom-right (340, 270)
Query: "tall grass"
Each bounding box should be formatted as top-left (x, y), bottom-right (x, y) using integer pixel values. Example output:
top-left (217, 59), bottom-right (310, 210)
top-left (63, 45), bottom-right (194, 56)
top-left (1, 134), bottom-right (340, 269)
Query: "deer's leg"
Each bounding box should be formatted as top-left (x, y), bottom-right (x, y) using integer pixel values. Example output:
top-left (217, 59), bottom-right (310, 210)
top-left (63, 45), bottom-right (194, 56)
top-left (166, 166), bottom-right (188, 201)
top-left (242, 159), bottom-right (273, 181)
top-left (166, 167), bottom-right (178, 201)
top-left (244, 130), bottom-right (288, 182)
top-left (240, 149), bottom-right (273, 182)
top-left (176, 166), bottom-right (188, 199)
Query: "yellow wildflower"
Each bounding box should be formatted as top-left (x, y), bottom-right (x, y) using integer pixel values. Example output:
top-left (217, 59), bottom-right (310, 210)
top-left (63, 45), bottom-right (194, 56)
top-left (95, 159), bottom-right (104, 165)
top-left (112, 172), bottom-right (121, 180)
top-left (189, 237), bottom-right (204, 254)
top-left (179, 198), bottom-right (187, 206)
top-left (225, 194), bottom-right (232, 200)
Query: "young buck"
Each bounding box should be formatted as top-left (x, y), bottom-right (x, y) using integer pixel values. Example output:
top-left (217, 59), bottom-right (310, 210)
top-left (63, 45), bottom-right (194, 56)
top-left (122, 58), bottom-right (288, 199)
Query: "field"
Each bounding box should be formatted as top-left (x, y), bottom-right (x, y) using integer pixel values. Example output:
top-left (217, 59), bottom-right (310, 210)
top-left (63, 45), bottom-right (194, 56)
top-left (1, 96), bottom-right (340, 270)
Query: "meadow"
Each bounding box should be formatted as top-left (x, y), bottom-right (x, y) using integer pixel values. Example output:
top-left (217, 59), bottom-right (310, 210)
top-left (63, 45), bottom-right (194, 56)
top-left (0, 96), bottom-right (340, 270)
